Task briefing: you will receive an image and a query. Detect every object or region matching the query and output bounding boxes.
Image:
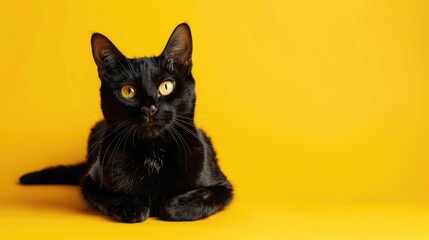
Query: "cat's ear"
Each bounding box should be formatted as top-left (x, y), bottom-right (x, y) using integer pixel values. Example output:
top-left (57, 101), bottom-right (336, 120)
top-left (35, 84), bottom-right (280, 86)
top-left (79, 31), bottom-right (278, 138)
top-left (161, 23), bottom-right (193, 70)
top-left (91, 33), bottom-right (126, 73)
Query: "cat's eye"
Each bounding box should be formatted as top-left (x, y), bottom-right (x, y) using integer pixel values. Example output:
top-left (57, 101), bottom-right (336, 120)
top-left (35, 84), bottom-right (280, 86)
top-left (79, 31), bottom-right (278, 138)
top-left (158, 80), bottom-right (175, 96)
top-left (121, 84), bottom-right (136, 99)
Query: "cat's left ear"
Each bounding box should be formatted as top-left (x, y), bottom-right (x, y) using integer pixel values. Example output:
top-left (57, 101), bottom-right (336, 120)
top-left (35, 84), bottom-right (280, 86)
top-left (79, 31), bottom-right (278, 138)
top-left (161, 23), bottom-right (193, 70)
top-left (91, 33), bottom-right (126, 74)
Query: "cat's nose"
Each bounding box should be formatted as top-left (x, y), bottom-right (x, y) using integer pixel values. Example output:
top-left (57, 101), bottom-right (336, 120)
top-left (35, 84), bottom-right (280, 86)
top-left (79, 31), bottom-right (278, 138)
top-left (141, 105), bottom-right (157, 117)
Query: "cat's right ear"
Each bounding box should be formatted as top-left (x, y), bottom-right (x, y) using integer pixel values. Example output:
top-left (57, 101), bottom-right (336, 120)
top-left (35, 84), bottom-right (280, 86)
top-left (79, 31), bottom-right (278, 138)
top-left (91, 33), bottom-right (126, 73)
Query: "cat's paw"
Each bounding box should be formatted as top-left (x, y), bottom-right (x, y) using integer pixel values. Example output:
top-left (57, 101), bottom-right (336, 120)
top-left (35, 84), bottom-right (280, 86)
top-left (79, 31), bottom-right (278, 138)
top-left (110, 203), bottom-right (150, 223)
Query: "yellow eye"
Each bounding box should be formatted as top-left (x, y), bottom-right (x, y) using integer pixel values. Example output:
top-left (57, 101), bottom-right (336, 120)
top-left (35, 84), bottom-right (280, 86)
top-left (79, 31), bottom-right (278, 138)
top-left (159, 80), bottom-right (175, 96)
top-left (121, 84), bottom-right (136, 99)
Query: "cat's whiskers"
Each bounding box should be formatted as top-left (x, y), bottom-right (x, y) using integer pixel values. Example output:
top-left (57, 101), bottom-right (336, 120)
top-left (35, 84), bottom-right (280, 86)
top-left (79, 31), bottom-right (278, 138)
top-left (99, 123), bottom-right (132, 186)
top-left (101, 123), bottom-right (133, 179)
top-left (175, 115), bottom-right (195, 122)
top-left (109, 124), bottom-right (132, 163)
top-left (106, 122), bottom-right (136, 180)
top-left (122, 123), bottom-right (137, 151)
top-left (174, 119), bottom-right (196, 129)
top-left (173, 119), bottom-right (217, 161)
top-left (86, 120), bottom-right (132, 163)
top-left (173, 120), bottom-right (200, 140)
top-left (132, 124), bottom-right (138, 147)
top-left (107, 128), bottom-right (130, 181)
top-left (87, 120), bottom-right (128, 146)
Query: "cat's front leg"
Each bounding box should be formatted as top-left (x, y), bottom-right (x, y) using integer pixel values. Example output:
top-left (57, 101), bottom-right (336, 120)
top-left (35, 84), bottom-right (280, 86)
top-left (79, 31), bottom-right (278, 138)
top-left (81, 176), bottom-right (149, 223)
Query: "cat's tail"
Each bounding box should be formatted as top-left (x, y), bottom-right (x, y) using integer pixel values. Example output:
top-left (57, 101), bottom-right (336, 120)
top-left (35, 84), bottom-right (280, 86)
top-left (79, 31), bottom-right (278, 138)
top-left (19, 162), bottom-right (86, 185)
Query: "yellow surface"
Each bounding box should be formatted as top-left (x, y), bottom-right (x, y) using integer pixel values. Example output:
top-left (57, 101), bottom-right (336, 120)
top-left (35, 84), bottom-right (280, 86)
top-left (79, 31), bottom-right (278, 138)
top-left (0, 0), bottom-right (428, 239)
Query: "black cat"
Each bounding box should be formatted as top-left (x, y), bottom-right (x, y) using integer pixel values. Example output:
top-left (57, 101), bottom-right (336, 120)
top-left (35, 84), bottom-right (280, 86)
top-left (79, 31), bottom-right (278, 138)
top-left (19, 23), bottom-right (233, 223)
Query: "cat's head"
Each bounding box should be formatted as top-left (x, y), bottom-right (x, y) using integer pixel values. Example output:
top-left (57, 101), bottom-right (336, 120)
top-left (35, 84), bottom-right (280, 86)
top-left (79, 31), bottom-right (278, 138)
top-left (91, 23), bottom-right (195, 138)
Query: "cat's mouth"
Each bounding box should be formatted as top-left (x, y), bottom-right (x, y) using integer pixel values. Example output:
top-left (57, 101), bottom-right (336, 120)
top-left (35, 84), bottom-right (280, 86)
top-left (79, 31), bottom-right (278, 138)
top-left (137, 117), bottom-right (170, 138)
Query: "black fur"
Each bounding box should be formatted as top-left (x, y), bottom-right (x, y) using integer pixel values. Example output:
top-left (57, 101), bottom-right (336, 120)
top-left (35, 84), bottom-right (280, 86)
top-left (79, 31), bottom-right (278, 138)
top-left (19, 23), bottom-right (233, 223)
top-left (19, 163), bottom-right (86, 185)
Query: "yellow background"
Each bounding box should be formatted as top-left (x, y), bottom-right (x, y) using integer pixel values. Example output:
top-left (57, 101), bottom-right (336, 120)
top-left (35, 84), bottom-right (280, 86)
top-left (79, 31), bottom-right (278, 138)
top-left (0, 0), bottom-right (428, 239)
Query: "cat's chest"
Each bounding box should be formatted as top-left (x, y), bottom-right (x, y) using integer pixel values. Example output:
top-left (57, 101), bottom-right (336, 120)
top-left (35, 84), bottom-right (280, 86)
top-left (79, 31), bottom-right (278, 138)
top-left (121, 141), bottom-right (180, 179)
top-left (106, 142), bottom-right (179, 194)
top-left (136, 143), bottom-right (169, 174)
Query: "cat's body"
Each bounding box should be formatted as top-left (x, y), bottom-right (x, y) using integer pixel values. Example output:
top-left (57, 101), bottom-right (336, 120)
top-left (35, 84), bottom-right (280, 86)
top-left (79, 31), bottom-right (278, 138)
top-left (19, 23), bottom-right (233, 223)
